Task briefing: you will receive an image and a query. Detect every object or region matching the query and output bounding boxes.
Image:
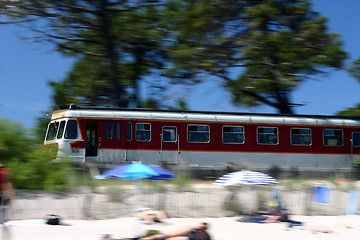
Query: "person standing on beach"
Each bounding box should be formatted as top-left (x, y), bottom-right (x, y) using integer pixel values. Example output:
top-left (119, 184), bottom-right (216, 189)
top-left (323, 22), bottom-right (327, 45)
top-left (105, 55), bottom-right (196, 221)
top-left (0, 163), bottom-right (16, 240)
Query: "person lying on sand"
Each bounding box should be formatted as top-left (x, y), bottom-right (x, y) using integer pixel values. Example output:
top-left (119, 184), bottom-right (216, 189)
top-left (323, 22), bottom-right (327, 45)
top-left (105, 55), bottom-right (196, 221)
top-left (137, 208), bottom-right (169, 225)
top-left (140, 222), bottom-right (211, 240)
top-left (292, 223), bottom-right (334, 234)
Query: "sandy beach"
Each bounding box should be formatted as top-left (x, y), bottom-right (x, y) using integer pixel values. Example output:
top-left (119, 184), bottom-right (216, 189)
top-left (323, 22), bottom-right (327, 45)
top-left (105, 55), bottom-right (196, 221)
top-left (4, 215), bottom-right (360, 240)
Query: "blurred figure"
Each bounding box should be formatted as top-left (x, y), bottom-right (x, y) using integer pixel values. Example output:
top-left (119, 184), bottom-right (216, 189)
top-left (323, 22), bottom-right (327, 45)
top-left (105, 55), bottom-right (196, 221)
top-left (261, 207), bottom-right (289, 223)
top-left (137, 208), bottom-right (168, 224)
top-left (261, 207), bottom-right (302, 227)
top-left (0, 163), bottom-right (16, 240)
top-left (293, 223), bottom-right (334, 233)
top-left (82, 187), bottom-right (93, 220)
top-left (140, 222), bottom-right (210, 240)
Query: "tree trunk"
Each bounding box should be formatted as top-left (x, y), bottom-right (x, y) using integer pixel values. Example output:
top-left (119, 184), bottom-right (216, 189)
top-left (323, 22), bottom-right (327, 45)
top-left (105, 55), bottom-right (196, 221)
top-left (131, 47), bottom-right (145, 108)
top-left (99, 0), bottom-right (127, 108)
top-left (277, 92), bottom-right (293, 114)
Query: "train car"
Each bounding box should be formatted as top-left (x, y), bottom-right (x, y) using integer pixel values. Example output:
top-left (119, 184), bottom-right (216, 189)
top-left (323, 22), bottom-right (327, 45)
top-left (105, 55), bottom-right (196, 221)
top-left (43, 104), bottom-right (360, 177)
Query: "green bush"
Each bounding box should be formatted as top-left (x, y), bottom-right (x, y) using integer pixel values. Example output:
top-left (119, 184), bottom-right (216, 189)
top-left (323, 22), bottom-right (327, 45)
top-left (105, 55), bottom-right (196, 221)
top-left (222, 189), bottom-right (242, 215)
top-left (105, 186), bottom-right (126, 202)
top-left (169, 171), bottom-right (193, 191)
top-left (0, 119), bottom-right (73, 190)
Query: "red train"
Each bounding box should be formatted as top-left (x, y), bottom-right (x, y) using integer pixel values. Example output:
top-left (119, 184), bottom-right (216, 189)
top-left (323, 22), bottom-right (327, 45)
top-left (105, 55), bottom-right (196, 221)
top-left (43, 104), bottom-right (360, 177)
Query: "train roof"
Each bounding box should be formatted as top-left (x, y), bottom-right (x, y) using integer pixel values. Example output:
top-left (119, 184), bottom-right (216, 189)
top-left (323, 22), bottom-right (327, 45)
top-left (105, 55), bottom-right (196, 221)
top-left (49, 104), bottom-right (360, 127)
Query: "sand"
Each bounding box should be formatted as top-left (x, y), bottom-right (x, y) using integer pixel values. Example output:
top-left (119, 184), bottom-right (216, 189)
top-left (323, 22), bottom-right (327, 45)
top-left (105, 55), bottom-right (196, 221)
top-left (4, 215), bottom-right (360, 240)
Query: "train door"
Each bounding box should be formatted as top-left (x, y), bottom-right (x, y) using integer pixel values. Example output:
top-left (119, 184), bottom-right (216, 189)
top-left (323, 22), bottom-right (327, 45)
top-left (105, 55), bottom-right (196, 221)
top-left (85, 120), bottom-right (98, 161)
top-left (351, 132), bottom-right (360, 166)
top-left (125, 122), bottom-right (133, 162)
top-left (160, 126), bottom-right (179, 167)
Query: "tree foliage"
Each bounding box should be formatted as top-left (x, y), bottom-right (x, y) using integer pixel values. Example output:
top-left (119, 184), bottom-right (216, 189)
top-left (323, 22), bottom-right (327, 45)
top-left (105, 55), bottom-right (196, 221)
top-left (166, 0), bottom-right (347, 114)
top-left (0, 0), bottom-right (347, 114)
top-left (0, 119), bottom-right (73, 190)
top-left (337, 104), bottom-right (360, 117)
top-left (0, 0), bottom-right (168, 108)
top-left (338, 59), bottom-right (360, 116)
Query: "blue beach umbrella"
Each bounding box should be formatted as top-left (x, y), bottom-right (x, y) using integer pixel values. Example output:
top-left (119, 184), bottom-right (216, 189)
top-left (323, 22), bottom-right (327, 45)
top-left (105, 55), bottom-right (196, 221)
top-left (95, 162), bottom-right (176, 208)
top-left (214, 170), bottom-right (278, 186)
top-left (147, 165), bottom-right (177, 180)
top-left (95, 162), bottom-right (176, 180)
top-left (95, 162), bottom-right (176, 238)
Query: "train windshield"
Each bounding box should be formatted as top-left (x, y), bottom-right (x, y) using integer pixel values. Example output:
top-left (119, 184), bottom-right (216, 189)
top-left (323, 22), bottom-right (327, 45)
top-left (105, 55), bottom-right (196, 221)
top-left (46, 122), bottom-right (59, 141)
top-left (45, 120), bottom-right (78, 141)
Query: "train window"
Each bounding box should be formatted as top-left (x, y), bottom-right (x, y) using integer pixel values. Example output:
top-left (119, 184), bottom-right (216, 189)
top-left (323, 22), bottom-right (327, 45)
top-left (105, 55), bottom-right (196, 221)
top-left (64, 120), bottom-right (78, 139)
top-left (64, 120), bottom-right (77, 139)
top-left (162, 126), bottom-right (177, 142)
top-left (110, 122), bottom-right (115, 140)
top-left (57, 121), bottom-right (66, 139)
top-left (353, 132), bottom-right (360, 147)
top-left (257, 127), bottom-right (278, 145)
top-left (222, 126), bottom-right (244, 144)
top-left (323, 129), bottom-right (343, 146)
top-left (291, 128), bottom-right (311, 146)
top-left (104, 122), bottom-right (120, 140)
top-left (136, 123), bottom-right (151, 141)
top-left (116, 123), bottom-right (120, 140)
top-left (187, 125), bottom-right (210, 143)
top-left (104, 122), bottom-right (110, 140)
top-left (46, 122), bottom-right (59, 141)
top-left (127, 122), bottom-right (132, 141)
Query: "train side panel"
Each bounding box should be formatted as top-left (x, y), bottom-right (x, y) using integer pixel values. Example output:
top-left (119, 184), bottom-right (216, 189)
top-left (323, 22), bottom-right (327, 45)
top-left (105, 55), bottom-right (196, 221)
top-left (43, 108), bottom-right (360, 176)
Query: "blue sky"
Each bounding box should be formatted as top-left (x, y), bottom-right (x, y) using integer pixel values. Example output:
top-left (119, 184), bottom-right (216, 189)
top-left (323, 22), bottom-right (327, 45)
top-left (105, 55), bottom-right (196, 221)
top-left (1, 0), bottom-right (360, 129)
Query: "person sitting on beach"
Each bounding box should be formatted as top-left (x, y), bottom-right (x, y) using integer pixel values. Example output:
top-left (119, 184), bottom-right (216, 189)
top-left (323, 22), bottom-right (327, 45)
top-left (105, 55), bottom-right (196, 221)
top-left (260, 207), bottom-right (303, 227)
top-left (261, 207), bottom-right (289, 223)
top-left (140, 222), bottom-right (211, 240)
top-left (137, 208), bottom-right (169, 224)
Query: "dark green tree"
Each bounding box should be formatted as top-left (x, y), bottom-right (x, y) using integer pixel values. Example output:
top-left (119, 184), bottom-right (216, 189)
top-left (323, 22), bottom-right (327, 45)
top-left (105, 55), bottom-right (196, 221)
top-left (166, 0), bottom-right (347, 114)
top-left (32, 113), bottom-right (51, 143)
top-left (1, 0), bottom-right (347, 113)
top-left (0, 0), bottom-right (167, 108)
top-left (0, 119), bottom-right (73, 190)
top-left (337, 104), bottom-right (360, 117)
top-left (338, 59), bottom-right (360, 117)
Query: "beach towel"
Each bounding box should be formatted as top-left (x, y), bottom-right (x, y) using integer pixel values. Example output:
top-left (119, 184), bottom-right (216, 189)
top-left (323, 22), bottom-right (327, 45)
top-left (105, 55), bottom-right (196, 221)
top-left (4, 220), bottom-right (47, 227)
top-left (236, 216), bottom-right (267, 223)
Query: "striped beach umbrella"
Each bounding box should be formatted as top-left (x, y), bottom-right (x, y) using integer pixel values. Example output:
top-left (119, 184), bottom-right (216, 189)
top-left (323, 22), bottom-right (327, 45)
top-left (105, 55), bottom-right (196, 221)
top-left (214, 170), bottom-right (278, 186)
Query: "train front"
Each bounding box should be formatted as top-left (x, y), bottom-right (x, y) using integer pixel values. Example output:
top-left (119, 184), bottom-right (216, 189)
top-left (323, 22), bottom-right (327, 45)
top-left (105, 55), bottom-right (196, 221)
top-left (43, 109), bottom-right (85, 165)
